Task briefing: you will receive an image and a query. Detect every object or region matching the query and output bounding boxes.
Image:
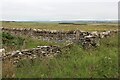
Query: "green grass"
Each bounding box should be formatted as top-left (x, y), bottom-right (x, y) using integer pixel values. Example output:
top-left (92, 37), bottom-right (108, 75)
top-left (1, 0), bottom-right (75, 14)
top-left (2, 32), bottom-right (25, 51)
top-left (2, 32), bottom-right (65, 52)
top-left (2, 22), bottom-right (118, 78)
top-left (2, 22), bottom-right (118, 31)
top-left (15, 34), bottom-right (118, 78)
top-left (23, 36), bottom-right (65, 49)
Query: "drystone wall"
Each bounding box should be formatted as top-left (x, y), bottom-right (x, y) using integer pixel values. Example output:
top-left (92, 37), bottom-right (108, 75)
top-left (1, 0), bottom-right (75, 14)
top-left (1, 27), bottom-right (118, 65)
top-left (2, 27), bottom-right (118, 47)
top-left (2, 45), bottom-right (61, 65)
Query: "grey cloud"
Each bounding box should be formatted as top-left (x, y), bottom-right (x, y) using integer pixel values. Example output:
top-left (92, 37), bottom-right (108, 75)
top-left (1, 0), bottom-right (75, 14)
top-left (1, 0), bottom-right (118, 21)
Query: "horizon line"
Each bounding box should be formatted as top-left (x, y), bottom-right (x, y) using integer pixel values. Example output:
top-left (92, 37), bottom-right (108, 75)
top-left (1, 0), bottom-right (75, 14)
top-left (0, 19), bottom-right (118, 22)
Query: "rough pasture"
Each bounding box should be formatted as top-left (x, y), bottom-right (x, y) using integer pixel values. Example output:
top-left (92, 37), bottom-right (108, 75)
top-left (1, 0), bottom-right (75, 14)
top-left (2, 21), bottom-right (118, 31)
top-left (1, 22), bottom-right (119, 78)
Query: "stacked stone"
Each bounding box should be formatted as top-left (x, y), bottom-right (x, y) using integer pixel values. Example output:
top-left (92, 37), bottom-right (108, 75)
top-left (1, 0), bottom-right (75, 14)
top-left (2, 46), bottom-right (61, 64)
top-left (2, 28), bottom-right (118, 49)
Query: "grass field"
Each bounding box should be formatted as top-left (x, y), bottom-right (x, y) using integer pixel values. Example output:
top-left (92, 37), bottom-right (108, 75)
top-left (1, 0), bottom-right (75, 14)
top-left (15, 33), bottom-right (118, 78)
top-left (2, 22), bottom-right (119, 78)
top-left (2, 21), bottom-right (118, 31)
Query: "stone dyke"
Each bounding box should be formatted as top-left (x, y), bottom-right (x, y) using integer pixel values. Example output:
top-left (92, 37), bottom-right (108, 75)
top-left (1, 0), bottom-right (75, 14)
top-left (2, 27), bottom-right (118, 48)
top-left (2, 45), bottom-right (62, 65)
top-left (1, 27), bottom-right (118, 65)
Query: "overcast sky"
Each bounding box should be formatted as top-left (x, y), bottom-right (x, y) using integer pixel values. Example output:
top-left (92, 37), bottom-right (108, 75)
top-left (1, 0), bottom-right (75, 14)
top-left (1, 0), bottom-right (119, 21)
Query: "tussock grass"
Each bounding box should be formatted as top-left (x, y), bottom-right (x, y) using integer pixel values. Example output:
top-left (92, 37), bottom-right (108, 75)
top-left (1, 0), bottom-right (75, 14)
top-left (2, 59), bottom-right (15, 78)
top-left (15, 34), bottom-right (118, 78)
top-left (2, 22), bottom-right (118, 78)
